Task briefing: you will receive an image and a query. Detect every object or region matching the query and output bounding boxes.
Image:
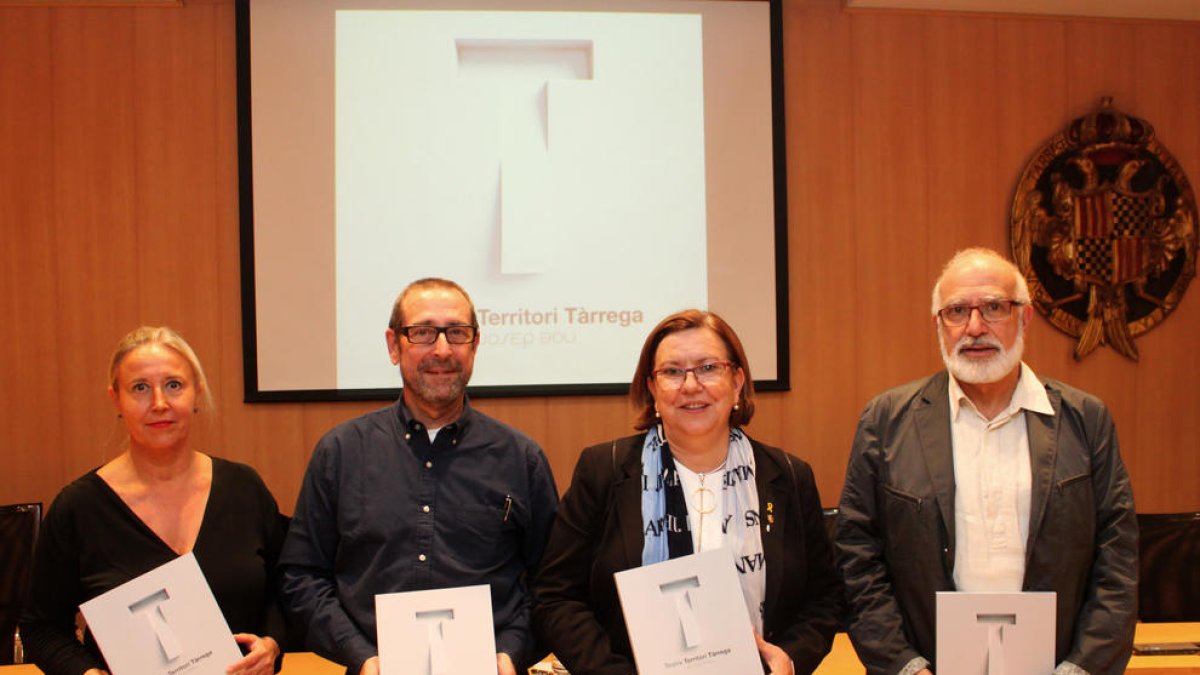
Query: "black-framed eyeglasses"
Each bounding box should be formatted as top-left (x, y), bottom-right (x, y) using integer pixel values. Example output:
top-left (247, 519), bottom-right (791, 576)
top-left (937, 300), bottom-right (1023, 327)
top-left (652, 361), bottom-right (734, 389)
top-left (397, 324), bottom-right (478, 345)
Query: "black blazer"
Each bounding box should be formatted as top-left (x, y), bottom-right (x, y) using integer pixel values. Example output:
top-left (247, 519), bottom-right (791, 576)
top-left (532, 434), bottom-right (843, 675)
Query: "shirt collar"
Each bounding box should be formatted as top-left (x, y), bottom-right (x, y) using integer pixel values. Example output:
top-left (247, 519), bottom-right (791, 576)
top-left (949, 362), bottom-right (1054, 422)
top-left (396, 395), bottom-right (473, 438)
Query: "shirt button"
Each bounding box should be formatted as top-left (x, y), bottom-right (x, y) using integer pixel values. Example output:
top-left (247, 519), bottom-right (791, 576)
top-left (418, 554), bottom-right (427, 562)
top-left (425, 461), bottom-right (432, 469)
top-left (422, 505), bottom-right (430, 513)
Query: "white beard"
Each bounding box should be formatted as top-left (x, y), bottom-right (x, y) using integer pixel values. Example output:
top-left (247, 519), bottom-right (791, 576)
top-left (939, 328), bottom-right (1025, 384)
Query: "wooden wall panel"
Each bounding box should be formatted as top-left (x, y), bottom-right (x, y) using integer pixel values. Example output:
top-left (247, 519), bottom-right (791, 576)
top-left (923, 15), bottom-right (1002, 252)
top-left (1, 0), bottom-right (1198, 517)
top-left (1124, 22), bottom-right (1200, 513)
top-left (51, 12), bottom-right (141, 480)
top-left (992, 19), bottom-right (1069, 203)
top-left (780, 0), bottom-right (862, 495)
top-left (0, 11), bottom-right (63, 500)
top-left (849, 13), bottom-right (943, 405)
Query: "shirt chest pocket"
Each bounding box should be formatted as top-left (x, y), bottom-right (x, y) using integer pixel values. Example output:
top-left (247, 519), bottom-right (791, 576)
top-left (444, 503), bottom-right (518, 569)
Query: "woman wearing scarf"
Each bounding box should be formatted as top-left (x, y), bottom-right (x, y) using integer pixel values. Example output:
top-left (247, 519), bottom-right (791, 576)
top-left (532, 310), bottom-right (843, 674)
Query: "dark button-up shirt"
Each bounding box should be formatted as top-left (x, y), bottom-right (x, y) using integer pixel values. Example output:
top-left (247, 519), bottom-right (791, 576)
top-left (279, 398), bottom-right (558, 675)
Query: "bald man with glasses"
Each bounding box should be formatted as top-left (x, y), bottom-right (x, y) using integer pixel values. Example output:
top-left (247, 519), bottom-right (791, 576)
top-left (280, 278), bottom-right (558, 675)
top-left (835, 248), bottom-right (1137, 675)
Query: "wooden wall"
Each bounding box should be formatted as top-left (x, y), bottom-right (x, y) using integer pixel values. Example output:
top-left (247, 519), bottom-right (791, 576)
top-left (1, 0), bottom-right (1197, 516)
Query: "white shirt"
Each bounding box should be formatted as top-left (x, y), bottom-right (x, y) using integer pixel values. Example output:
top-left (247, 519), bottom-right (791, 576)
top-left (674, 461), bottom-right (728, 553)
top-left (949, 362), bottom-right (1054, 592)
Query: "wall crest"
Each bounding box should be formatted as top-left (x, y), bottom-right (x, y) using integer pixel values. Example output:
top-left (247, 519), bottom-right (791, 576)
top-left (1011, 97), bottom-right (1197, 360)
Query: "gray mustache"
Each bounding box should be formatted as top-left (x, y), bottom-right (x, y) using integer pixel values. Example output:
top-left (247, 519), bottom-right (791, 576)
top-left (956, 336), bottom-right (1002, 353)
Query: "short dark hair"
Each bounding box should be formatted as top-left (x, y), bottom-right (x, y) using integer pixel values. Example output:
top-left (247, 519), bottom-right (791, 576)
top-left (630, 309), bottom-right (755, 431)
top-left (388, 278), bottom-right (478, 331)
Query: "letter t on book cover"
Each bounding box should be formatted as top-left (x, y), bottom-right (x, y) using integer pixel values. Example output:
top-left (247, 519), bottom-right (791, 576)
top-left (80, 553), bottom-right (242, 675)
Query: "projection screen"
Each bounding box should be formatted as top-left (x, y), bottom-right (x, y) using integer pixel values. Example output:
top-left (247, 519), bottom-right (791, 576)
top-left (238, 0), bottom-right (788, 400)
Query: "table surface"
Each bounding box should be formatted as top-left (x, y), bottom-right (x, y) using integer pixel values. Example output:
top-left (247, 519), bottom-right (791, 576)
top-left (810, 623), bottom-right (1200, 675)
top-left (4, 623), bottom-right (1197, 674)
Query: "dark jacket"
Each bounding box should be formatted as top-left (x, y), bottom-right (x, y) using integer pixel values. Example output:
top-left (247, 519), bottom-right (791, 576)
top-left (835, 370), bottom-right (1138, 675)
top-left (532, 433), bottom-right (844, 675)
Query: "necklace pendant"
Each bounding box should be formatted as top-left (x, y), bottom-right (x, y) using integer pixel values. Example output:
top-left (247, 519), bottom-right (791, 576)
top-left (693, 486), bottom-right (717, 515)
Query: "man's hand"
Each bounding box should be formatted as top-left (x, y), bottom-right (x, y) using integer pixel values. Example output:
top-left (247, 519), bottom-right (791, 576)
top-left (917, 670), bottom-right (933, 675)
top-left (226, 634), bottom-right (280, 675)
top-left (497, 652), bottom-right (517, 675)
top-left (359, 656), bottom-right (380, 675)
top-left (754, 631), bottom-right (794, 675)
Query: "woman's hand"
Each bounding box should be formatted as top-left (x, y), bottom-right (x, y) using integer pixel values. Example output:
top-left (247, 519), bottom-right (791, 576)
top-left (496, 652), bottom-right (517, 675)
top-left (754, 631), bottom-right (794, 675)
top-left (225, 633), bottom-right (280, 675)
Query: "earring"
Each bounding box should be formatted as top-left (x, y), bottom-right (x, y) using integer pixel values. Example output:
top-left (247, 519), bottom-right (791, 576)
top-left (733, 402), bottom-right (740, 411)
top-left (654, 408), bottom-right (661, 418)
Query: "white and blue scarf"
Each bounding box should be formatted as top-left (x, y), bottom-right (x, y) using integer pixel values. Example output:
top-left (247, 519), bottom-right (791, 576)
top-left (640, 426), bottom-right (766, 632)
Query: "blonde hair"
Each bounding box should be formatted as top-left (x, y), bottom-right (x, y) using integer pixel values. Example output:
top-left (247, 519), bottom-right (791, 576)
top-left (108, 326), bottom-right (213, 412)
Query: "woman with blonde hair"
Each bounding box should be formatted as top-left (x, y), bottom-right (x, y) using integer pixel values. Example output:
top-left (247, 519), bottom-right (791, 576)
top-left (21, 326), bottom-right (285, 675)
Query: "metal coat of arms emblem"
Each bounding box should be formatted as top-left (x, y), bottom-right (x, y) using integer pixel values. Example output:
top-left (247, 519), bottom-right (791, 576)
top-left (1011, 98), bottom-right (1197, 360)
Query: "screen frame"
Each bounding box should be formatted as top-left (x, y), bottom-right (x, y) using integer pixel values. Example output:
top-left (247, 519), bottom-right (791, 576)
top-left (235, 0), bottom-right (790, 402)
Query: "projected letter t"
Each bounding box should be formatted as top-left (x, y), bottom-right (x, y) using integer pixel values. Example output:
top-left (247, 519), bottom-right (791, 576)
top-left (128, 589), bottom-right (183, 663)
top-left (659, 576), bottom-right (703, 649)
top-left (456, 39), bottom-right (593, 274)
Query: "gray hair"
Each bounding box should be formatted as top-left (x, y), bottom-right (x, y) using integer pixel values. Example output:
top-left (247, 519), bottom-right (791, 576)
top-left (931, 247), bottom-right (1031, 315)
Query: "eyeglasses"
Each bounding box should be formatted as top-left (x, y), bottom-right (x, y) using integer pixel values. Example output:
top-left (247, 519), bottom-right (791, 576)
top-left (937, 300), bottom-right (1023, 327)
top-left (397, 325), bottom-right (478, 345)
top-left (652, 361), bottom-right (734, 389)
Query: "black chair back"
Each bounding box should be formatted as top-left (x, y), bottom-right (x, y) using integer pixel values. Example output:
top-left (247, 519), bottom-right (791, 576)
top-left (0, 503), bottom-right (41, 665)
top-left (822, 507), bottom-right (840, 570)
top-left (822, 507), bottom-right (840, 546)
top-left (1137, 512), bottom-right (1200, 622)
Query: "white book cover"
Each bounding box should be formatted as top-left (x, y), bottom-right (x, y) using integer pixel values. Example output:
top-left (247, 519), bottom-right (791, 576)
top-left (79, 552), bottom-right (242, 675)
top-left (376, 584), bottom-right (496, 675)
top-left (614, 549), bottom-right (762, 675)
top-left (936, 591), bottom-right (1057, 675)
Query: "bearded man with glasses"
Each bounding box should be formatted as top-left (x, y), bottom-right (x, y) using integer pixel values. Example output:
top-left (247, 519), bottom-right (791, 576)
top-left (835, 248), bottom-right (1137, 675)
top-left (280, 278), bottom-right (558, 675)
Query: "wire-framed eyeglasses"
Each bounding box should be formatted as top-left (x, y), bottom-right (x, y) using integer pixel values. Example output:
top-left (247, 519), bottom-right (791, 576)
top-left (937, 300), bottom-right (1023, 327)
top-left (652, 361), bottom-right (734, 389)
top-left (397, 325), bottom-right (478, 345)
